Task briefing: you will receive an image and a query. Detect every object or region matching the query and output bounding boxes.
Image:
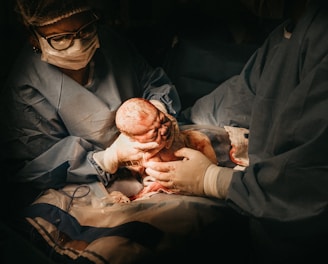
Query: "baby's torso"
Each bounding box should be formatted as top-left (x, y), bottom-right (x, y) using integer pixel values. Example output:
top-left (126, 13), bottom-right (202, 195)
top-left (145, 129), bottom-right (217, 163)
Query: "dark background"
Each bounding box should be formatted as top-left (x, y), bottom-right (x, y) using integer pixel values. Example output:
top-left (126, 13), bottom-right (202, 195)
top-left (1, 0), bottom-right (284, 110)
top-left (0, 0), bottom-right (281, 81)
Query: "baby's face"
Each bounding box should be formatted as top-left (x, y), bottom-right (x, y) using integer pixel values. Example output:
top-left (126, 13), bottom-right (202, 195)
top-left (131, 110), bottom-right (173, 151)
top-left (115, 98), bottom-right (176, 158)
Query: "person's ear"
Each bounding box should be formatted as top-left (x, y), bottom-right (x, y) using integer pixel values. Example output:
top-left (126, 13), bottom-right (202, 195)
top-left (28, 34), bottom-right (38, 46)
top-left (28, 32), bottom-right (41, 53)
top-left (27, 27), bottom-right (41, 53)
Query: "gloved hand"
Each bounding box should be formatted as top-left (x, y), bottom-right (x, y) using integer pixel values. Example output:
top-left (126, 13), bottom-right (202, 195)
top-left (144, 147), bottom-right (214, 195)
top-left (93, 133), bottom-right (159, 174)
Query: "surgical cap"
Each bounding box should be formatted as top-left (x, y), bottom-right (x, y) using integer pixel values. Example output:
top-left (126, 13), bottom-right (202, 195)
top-left (15, 0), bottom-right (93, 27)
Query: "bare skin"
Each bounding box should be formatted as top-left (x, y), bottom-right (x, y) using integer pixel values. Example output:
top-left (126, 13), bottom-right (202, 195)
top-left (115, 98), bottom-right (217, 199)
top-left (116, 98), bottom-right (217, 170)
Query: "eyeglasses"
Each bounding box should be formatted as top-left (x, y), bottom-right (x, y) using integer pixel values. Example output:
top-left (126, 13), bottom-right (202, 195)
top-left (36, 18), bottom-right (99, 51)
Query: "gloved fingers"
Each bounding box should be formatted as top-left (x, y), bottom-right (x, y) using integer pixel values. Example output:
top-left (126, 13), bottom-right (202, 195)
top-left (173, 147), bottom-right (204, 160)
top-left (144, 166), bottom-right (171, 181)
top-left (156, 177), bottom-right (177, 190)
top-left (144, 148), bottom-right (213, 195)
top-left (144, 160), bottom-right (187, 190)
top-left (143, 175), bottom-right (156, 186)
top-left (131, 140), bottom-right (159, 152)
top-left (142, 148), bottom-right (162, 160)
top-left (116, 134), bottom-right (159, 155)
top-left (114, 133), bottom-right (159, 162)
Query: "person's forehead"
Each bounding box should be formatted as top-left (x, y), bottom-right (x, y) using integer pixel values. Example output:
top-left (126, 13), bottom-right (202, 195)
top-left (36, 11), bottom-right (92, 36)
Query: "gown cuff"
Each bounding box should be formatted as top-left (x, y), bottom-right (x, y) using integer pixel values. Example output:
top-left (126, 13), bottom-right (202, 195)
top-left (203, 164), bottom-right (233, 199)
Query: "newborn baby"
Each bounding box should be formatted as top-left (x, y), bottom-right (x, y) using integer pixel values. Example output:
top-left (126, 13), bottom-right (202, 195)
top-left (115, 98), bottom-right (217, 200)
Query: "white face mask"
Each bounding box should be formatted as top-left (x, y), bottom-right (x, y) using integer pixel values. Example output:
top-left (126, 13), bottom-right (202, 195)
top-left (38, 34), bottom-right (100, 70)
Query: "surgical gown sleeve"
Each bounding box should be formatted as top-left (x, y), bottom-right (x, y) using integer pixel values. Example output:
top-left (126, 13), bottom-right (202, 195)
top-left (0, 81), bottom-right (113, 189)
top-left (183, 3), bottom-right (328, 232)
top-left (139, 63), bottom-right (181, 117)
top-left (183, 55), bottom-right (256, 128)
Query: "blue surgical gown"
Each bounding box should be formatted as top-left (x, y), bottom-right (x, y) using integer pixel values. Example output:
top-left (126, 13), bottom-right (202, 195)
top-left (0, 26), bottom-right (181, 190)
top-left (182, 0), bottom-right (328, 232)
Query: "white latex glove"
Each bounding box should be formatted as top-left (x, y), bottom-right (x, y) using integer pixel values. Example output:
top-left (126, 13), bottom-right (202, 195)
top-left (144, 147), bottom-right (213, 195)
top-left (93, 133), bottom-right (159, 174)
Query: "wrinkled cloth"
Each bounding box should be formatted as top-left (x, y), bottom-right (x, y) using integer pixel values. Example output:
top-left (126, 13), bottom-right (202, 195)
top-left (181, 0), bottom-right (328, 234)
top-left (224, 126), bottom-right (249, 167)
top-left (23, 187), bottom-right (238, 264)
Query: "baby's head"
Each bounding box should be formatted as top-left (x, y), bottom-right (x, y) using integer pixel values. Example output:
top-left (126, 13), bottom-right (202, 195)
top-left (115, 98), bottom-right (175, 150)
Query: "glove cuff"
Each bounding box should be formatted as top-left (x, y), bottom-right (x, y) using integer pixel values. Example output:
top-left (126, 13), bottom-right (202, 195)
top-left (204, 164), bottom-right (233, 199)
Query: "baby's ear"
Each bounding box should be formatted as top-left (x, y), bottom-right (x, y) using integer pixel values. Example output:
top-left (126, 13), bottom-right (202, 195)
top-left (150, 100), bottom-right (167, 113)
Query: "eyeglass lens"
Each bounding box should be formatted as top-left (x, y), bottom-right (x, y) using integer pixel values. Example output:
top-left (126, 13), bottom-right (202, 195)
top-left (47, 21), bottom-right (97, 51)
